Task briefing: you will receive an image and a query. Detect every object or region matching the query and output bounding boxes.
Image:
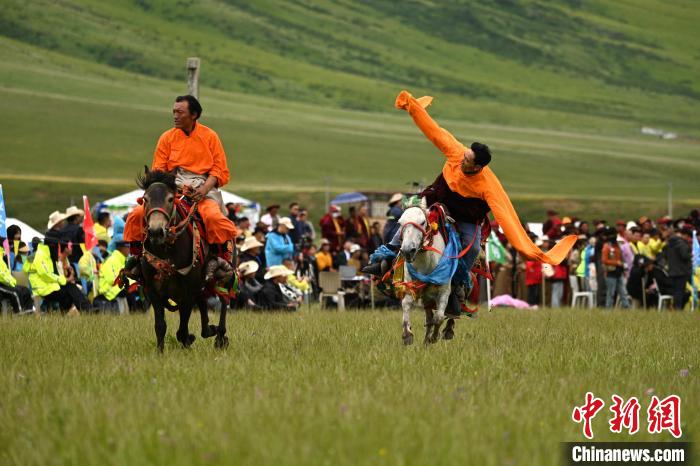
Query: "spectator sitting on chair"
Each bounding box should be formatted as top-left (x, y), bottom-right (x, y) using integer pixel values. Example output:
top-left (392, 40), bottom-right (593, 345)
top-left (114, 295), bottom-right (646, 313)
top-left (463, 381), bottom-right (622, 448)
top-left (239, 236), bottom-right (266, 282)
top-left (282, 258), bottom-right (310, 295)
top-left (347, 244), bottom-right (363, 272)
top-left (259, 265), bottom-right (299, 311)
top-left (297, 208), bottom-right (315, 246)
top-left (11, 241), bottom-right (30, 272)
top-left (94, 240), bottom-right (132, 312)
top-left (27, 240), bottom-right (89, 313)
top-left (265, 217), bottom-right (295, 267)
top-left (316, 239), bottom-right (335, 272)
top-left (0, 239), bottom-right (34, 313)
top-left (369, 221), bottom-right (383, 254)
top-left (6, 224), bottom-right (22, 269)
top-left (233, 261), bottom-right (263, 309)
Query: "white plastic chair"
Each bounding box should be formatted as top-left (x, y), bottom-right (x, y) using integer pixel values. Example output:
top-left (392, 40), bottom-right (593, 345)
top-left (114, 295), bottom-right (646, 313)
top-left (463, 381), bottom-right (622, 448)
top-left (654, 279), bottom-right (673, 311)
top-left (570, 276), bottom-right (595, 309)
top-left (318, 271), bottom-right (345, 311)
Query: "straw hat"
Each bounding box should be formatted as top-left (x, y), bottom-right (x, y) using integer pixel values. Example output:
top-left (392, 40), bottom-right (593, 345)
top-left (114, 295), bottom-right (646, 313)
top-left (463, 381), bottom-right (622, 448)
top-left (64, 205), bottom-right (85, 219)
top-left (389, 193), bottom-right (403, 205)
top-left (278, 217), bottom-right (295, 229)
top-left (264, 265), bottom-right (293, 280)
top-left (238, 260), bottom-right (259, 276)
top-left (240, 236), bottom-right (264, 252)
top-left (47, 210), bottom-right (68, 230)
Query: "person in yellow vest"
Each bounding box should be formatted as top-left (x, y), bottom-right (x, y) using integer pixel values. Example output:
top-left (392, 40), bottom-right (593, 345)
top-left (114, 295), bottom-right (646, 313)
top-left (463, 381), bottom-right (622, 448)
top-left (0, 242), bottom-right (34, 313)
top-left (94, 241), bottom-right (130, 311)
top-left (27, 241), bottom-right (85, 312)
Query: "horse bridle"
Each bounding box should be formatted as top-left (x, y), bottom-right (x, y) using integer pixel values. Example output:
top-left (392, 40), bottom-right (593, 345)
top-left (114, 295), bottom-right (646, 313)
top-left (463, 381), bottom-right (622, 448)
top-left (144, 182), bottom-right (176, 225)
top-left (399, 207), bottom-right (433, 247)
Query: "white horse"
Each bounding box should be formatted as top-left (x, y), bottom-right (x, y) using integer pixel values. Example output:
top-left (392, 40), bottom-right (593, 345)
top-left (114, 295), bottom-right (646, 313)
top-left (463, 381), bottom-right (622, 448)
top-left (397, 200), bottom-right (455, 345)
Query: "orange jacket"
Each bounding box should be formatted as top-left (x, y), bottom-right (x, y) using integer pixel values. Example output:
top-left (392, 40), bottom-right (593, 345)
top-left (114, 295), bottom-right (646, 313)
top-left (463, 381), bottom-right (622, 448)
top-left (152, 123), bottom-right (230, 187)
top-left (395, 90), bottom-right (576, 265)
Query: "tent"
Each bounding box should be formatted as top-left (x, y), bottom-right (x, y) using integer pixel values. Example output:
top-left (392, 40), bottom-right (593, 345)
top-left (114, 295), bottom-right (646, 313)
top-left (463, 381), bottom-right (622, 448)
top-left (330, 192), bottom-right (368, 205)
top-left (97, 189), bottom-right (260, 223)
top-left (6, 218), bottom-right (45, 242)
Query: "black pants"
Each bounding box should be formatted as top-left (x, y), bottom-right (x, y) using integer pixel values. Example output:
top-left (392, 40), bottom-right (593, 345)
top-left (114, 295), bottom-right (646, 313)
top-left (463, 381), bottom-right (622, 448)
top-left (670, 275), bottom-right (690, 310)
top-left (44, 283), bottom-right (91, 312)
top-left (527, 284), bottom-right (540, 306)
top-left (0, 284), bottom-right (34, 312)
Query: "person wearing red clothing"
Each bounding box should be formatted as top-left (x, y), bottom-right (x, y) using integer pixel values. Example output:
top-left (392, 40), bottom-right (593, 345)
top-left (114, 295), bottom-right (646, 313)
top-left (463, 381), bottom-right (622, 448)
top-left (319, 205), bottom-right (345, 252)
top-left (525, 260), bottom-right (543, 306)
top-left (123, 95), bottom-right (237, 262)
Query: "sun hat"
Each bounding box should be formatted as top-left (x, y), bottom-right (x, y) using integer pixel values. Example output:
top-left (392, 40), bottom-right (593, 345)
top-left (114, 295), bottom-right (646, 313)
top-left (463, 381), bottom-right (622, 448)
top-left (47, 210), bottom-right (68, 230)
top-left (240, 236), bottom-right (264, 252)
top-left (264, 265), bottom-right (293, 280)
top-left (238, 261), bottom-right (260, 276)
top-left (389, 193), bottom-right (403, 205)
top-left (64, 205), bottom-right (85, 219)
top-left (278, 217), bottom-right (295, 229)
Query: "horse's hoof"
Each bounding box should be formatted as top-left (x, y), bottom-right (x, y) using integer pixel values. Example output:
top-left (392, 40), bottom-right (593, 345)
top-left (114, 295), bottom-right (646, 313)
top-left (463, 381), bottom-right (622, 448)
top-left (403, 334), bottom-right (414, 346)
top-left (215, 335), bottom-right (229, 349)
top-left (202, 325), bottom-right (217, 339)
top-left (157, 343), bottom-right (164, 353)
top-left (443, 329), bottom-right (455, 340)
top-left (178, 333), bottom-right (196, 348)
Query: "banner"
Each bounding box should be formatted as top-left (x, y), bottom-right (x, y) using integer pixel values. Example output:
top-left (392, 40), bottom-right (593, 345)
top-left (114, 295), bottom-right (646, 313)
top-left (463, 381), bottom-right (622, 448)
top-left (83, 195), bottom-right (98, 251)
top-left (486, 231), bottom-right (507, 265)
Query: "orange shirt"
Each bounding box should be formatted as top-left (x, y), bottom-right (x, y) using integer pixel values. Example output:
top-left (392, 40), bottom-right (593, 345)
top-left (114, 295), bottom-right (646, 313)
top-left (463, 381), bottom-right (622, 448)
top-left (395, 90), bottom-right (576, 265)
top-left (152, 123), bottom-right (230, 187)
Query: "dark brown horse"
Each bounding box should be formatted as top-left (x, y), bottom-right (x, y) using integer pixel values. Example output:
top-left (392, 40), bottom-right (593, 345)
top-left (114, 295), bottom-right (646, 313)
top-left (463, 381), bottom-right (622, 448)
top-left (136, 168), bottom-right (228, 351)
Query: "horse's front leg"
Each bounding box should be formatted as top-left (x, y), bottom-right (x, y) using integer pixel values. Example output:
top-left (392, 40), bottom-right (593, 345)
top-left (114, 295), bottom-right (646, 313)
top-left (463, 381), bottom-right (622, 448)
top-left (176, 302), bottom-right (195, 348)
top-left (430, 285), bottom-right (451, 344)
top-left (401, 294), bottom-right (414, 345)
top-left (150, 294), bottom-right (167, 352)
top-left (214, 299), bottom-right (229, 349)
top-left (198, 297), bottom-right (217, 338)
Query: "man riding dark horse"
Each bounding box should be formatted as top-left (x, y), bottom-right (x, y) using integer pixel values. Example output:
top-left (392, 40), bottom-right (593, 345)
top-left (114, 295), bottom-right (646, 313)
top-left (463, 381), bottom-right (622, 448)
top-left (364, 90), bottom-right (578, 317)
top-left (123, 95), bottom-right (238, 279)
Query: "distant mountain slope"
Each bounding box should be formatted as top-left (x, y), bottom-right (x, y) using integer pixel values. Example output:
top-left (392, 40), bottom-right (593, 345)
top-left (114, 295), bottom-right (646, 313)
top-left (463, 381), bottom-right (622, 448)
top-left (1, 0), bottom-right (699, 133)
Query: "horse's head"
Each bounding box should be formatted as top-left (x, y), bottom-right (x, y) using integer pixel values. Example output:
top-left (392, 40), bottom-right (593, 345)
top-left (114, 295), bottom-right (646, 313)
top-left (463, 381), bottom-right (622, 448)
top-left (137, 167), bottom-right (177, 245)
top-left (398, 201), bottom-right (428, 263)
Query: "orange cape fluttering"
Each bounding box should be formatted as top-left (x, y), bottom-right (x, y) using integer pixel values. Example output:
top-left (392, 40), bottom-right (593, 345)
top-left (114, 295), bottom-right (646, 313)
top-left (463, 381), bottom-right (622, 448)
top-left (396, 90), bottom-right (576, 265)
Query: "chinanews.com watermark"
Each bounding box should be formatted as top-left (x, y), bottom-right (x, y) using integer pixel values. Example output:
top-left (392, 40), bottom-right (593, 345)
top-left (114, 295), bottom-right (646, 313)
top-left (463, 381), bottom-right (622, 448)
top-left (564, 392), bottom-right (692, 465)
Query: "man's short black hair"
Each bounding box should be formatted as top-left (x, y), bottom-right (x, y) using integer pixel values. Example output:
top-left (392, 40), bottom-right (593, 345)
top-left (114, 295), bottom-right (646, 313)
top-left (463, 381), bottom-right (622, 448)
top-left (97, 211), bottom-right (111, 224)
top-left (471, 142), bottom-right (492, 167)
top-left (289, 202), bottom-right (299, 209)
top-left (175, 95), bottom-right (202, 120)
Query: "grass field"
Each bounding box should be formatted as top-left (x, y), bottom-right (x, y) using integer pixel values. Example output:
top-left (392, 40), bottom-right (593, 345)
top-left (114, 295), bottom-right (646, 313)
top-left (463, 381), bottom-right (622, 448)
top-left (0, 307), bottom-right (697, 465)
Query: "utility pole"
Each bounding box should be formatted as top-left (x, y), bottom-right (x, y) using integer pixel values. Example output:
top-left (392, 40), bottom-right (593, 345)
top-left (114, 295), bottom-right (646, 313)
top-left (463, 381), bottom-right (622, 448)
top-left (186, 57), bottom-right (200, 99)
top-left (667, 182), bottom-right (673, 218)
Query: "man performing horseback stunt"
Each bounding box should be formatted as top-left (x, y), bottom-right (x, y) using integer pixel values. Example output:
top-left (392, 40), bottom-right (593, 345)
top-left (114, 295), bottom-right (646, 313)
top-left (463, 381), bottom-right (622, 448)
top-left (123, 95), bottom-right (238, 273)
top-left (364, 90), bottom-right (577, 319)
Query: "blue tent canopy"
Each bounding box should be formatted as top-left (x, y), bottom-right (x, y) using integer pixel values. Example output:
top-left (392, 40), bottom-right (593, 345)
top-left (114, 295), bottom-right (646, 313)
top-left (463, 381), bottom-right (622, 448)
top-left (330, 192), bottom-right (368, 205)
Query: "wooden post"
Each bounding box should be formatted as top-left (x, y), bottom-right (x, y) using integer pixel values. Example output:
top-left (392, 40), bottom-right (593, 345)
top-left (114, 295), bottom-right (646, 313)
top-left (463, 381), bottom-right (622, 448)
top-left (186, 57), bottom-right (200, 99)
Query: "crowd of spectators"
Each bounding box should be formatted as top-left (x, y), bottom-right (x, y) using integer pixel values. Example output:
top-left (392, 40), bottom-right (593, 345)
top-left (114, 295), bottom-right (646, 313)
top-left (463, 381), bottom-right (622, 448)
top-left (492, 209), bottom-right (699, 311)
top-left (2, 194), bottom-right (698, 314)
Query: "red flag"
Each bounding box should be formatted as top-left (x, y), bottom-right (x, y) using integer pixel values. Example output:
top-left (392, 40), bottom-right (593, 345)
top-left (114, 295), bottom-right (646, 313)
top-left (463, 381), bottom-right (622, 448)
top-left (83, 195), bottom-right (98, 251)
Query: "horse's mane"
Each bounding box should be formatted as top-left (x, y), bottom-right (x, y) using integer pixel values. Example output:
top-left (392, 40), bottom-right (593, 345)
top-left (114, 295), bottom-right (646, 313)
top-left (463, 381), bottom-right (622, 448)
top-left (136, 167), bottom-right (176, 191)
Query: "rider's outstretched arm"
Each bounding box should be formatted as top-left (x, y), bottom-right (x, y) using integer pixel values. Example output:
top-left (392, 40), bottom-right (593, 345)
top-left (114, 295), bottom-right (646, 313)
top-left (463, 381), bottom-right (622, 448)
top-left (395, 90), bottom-right (467, 162)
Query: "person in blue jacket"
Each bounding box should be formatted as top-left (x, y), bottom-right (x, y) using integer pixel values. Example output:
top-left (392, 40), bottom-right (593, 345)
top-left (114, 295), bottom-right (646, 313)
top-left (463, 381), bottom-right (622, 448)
top-left (265, 217), bottom-right (295, 267)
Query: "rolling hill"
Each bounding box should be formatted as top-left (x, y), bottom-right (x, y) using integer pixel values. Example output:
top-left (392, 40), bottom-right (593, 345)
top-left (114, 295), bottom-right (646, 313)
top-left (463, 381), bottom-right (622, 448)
top-left (0, 0), bottom-right (699, 228)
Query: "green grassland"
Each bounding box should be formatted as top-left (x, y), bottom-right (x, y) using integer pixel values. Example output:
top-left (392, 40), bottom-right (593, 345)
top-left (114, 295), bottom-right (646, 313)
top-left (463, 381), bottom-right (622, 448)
top-left (0, 307), bottom-right (697, 465)
top-left (1, 1), bottom-right (699, 227)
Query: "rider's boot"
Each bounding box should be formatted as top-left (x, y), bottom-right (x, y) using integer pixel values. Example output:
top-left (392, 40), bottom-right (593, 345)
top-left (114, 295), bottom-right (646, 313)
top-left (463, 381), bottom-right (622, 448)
top-left (361, 244), bottom-right (398, 276)
top-left (206, 240), bottom-right (234, 283)
top-left (124, 243), bottom-right (143, 278)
